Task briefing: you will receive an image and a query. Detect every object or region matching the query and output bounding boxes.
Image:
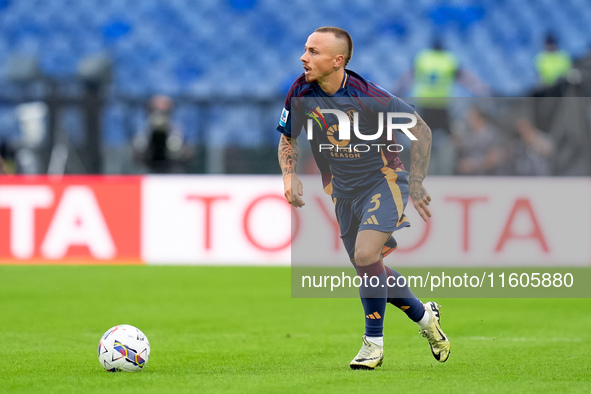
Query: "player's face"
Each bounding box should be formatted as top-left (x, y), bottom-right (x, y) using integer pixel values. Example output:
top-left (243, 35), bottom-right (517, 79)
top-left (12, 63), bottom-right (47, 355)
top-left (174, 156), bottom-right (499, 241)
top-left (300, 32), bottom-right (340, 83)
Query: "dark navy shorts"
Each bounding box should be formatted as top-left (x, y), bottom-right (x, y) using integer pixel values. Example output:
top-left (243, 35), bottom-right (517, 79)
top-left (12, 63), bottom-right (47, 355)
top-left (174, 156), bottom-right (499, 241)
top-left (334, 169), bottom-right (410, 260)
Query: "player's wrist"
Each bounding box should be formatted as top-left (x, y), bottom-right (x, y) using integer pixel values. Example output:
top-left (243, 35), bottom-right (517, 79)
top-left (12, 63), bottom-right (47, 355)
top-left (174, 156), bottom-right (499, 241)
top-left (409, 174), bottom-right (424, 184)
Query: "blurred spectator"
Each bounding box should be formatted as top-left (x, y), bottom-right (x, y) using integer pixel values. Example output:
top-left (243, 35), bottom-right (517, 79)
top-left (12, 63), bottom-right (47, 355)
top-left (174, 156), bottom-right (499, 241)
top-left (511, 117), bottom-right (554, 176)
top-left (394, 38), bottom-right (490, 175)
top-left (0, 138), bottom-right (17, 174)
top-left (133, 95), bottom-right (194, 173)
top-left (535, 33), bottom-right (572, 87)
top-left (455, 107), bottom-right (503, 175)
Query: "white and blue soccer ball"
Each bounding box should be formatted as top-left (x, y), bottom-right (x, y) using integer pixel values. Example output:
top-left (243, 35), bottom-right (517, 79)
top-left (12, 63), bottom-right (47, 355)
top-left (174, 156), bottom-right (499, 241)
top-left (98, 324), bottom-right (150, 372)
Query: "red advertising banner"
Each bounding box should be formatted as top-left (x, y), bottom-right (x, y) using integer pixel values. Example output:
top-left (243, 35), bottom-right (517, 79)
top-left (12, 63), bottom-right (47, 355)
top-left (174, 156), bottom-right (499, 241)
top-left (0, 176), bottom-right (142, 264)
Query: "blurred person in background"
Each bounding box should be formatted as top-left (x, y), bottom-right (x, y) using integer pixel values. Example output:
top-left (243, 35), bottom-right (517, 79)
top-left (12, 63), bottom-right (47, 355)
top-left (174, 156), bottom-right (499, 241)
top-left (394, 38), bottom-right (490, 176)
top-left (133, 95), bottom-right (193, 174)
top-left (535, 33), bottom-right (572, 87)
top-left (511, 117), bottom-right (554, 176)
top-left (0, 139), bottom-right (16, 174)
top-left (455, 106), bottom-right (503, 175)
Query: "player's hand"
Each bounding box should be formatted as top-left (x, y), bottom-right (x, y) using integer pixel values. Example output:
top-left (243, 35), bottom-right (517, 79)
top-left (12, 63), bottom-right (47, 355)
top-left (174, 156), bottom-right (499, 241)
top-left (283, 173), bottom-right (305, 208)
top-left (409, 181), bottom-right (431, 222)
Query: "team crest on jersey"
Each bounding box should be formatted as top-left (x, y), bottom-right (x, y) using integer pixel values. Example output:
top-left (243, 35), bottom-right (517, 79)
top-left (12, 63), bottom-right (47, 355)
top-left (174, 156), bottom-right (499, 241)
top-left (279, 107), bottom-right (289, 127)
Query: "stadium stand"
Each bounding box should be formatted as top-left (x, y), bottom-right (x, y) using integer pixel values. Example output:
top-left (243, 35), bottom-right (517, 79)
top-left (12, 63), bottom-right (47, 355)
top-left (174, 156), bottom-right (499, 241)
top-left (0, 0), bottom-right (590, 174)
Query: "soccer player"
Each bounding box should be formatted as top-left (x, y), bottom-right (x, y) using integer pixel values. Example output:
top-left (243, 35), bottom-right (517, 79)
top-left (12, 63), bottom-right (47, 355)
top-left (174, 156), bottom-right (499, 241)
top-left (277, 27), bottom-right (450, 370)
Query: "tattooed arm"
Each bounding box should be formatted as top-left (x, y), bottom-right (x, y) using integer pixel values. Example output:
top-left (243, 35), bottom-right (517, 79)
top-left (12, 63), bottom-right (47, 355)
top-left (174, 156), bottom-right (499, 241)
top-left (278, 134), bottom-right (305, 207)
top-left (408, 112), bottom-right (432, 222)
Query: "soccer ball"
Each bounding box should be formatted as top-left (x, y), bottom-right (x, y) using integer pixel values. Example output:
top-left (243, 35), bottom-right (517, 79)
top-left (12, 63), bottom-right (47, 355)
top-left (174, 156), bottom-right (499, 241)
top-left (98, 324), bottom-right (150, 372)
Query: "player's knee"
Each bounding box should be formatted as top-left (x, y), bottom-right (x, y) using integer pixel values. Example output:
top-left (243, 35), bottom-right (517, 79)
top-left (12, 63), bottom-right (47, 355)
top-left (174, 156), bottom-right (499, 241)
top-left (354, 246), bottom-right (380, 267)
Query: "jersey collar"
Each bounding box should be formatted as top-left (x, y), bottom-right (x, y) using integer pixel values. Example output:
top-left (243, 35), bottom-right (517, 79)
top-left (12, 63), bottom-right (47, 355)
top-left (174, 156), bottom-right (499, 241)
top-left (315, 72), bottom-right (348, 97)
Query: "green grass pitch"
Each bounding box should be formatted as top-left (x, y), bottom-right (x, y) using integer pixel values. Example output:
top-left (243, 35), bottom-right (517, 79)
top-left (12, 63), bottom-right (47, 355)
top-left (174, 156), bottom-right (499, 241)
top-left (0, 266), bottom-right (589, 393)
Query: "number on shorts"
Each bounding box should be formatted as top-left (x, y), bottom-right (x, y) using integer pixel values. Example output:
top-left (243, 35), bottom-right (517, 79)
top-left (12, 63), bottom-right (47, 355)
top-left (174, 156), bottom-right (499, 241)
top-left (368, 193), bottom-right (381, 212)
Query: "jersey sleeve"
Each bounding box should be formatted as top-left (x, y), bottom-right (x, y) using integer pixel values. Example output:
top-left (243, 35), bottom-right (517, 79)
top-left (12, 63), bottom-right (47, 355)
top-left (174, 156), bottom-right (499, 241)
top-left (388, 96), bottom-right (415, 114)
top-left (276, 95), bottom-right (293, 137)
top-left (277, 77), bottom-right (306, 139)
top-left (384, 96), bottom-right (417, 141)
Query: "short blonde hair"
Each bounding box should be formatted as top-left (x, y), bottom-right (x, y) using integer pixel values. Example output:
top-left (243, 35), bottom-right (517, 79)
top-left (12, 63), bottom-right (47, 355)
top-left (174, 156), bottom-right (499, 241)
top-left (314, 26), bottom-right (353, 66)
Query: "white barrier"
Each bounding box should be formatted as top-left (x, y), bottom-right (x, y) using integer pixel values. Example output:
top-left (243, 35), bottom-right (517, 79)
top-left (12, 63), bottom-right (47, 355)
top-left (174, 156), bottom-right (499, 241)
top-left (294, 176), bottom-right (591, 267)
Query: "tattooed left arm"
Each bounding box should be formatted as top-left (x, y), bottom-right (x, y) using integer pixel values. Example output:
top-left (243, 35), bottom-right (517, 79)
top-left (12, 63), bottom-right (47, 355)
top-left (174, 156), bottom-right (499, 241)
top-left (408, 112), bottom-right (432, 222)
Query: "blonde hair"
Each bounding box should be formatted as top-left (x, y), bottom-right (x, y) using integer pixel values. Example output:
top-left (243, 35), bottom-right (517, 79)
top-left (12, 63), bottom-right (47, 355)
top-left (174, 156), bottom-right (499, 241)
top-left (314, 26), bottom-right (353, 66)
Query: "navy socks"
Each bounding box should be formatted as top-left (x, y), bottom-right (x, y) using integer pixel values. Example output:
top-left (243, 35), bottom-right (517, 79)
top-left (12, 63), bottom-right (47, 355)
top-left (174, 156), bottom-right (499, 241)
top-left (356, 260), bottom-right (388, 337)
top-left (385, 266), bottom-right (425, 322)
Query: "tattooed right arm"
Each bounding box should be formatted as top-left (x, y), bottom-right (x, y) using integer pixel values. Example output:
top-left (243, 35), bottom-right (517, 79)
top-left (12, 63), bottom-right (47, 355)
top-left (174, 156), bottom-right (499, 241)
top-left (278, 134), bottom-right (305, 207)
top-left (278, 134), bottom-right (298, 176)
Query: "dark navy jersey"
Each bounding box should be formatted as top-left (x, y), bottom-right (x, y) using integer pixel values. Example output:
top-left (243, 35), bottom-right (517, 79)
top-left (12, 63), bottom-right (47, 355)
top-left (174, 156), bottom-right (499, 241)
top-left (277, 69), bottom-right (415, 198)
